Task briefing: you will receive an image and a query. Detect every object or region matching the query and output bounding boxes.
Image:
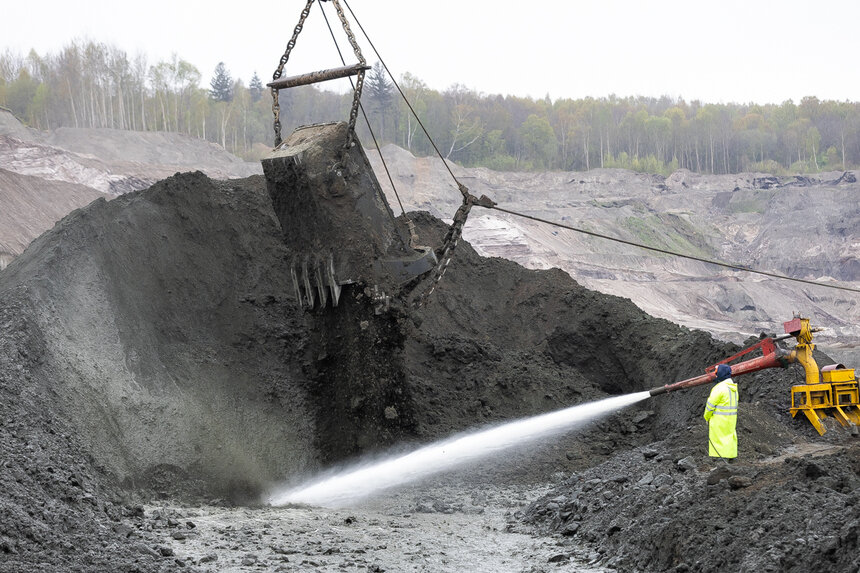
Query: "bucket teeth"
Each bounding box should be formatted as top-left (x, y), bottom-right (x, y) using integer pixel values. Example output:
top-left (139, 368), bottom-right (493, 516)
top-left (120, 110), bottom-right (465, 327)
top-left (291, 253), bottom-right (343, 309)
top-left (326, 255), bottom-right (342, 307)
top-left (301, 259), bottom-right (314, 307)
top-left (315, 262), bottom-right (327, 308)
top-left (290, 265), bottom-right (302, 309)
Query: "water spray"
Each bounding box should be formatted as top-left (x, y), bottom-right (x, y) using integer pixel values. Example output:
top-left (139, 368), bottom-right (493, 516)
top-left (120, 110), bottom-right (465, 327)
top-left (269, 391), bottom-right (650, 508)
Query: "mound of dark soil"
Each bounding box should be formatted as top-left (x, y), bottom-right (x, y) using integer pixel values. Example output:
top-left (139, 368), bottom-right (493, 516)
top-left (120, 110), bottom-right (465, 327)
top-left (0, 172), bottom-right (317, 571)
top-left (522, 355), bottom-right (860, 573)
top-left (1, 168), bottom-right (857, 571)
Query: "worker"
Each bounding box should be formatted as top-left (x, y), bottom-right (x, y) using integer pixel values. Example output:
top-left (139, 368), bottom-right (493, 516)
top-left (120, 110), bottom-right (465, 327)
top-left (703, 364), bottom-right (738, 460)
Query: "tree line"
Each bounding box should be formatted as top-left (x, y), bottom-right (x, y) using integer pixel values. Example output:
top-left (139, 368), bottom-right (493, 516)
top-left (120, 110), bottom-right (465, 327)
top-left (2, 40), bottom-right (860, 175)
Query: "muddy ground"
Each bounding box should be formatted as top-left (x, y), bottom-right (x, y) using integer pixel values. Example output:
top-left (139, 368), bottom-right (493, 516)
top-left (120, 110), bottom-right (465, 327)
top-left (0, 165), bottom-right (858, 572)
top-left (146, 475), bottom-right (611, 573)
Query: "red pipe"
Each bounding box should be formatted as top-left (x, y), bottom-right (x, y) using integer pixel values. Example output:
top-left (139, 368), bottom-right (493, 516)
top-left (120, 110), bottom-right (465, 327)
top-left (649, 340), bottom-right (790, 396)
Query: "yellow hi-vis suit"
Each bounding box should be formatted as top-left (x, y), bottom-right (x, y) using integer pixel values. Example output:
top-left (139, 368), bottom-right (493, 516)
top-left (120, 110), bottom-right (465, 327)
top-left (703, 378), bottom-right (738, 458)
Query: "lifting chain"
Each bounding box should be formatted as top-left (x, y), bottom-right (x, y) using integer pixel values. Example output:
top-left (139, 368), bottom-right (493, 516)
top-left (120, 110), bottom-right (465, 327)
top-left (412, 189), bottom-right (496, 309)
top-left (271, 0), bottom-right (315, 147)
top-left (270, 0), bottom-right (365, 150)
top-left (329, 0), bottom-right (366, 151)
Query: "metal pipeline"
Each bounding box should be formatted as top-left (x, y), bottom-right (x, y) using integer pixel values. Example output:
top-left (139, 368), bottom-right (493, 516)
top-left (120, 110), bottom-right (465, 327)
top-left (649, 372), bottom-right (713, 396)
top-left (648, 337), bottom-right (794, 396)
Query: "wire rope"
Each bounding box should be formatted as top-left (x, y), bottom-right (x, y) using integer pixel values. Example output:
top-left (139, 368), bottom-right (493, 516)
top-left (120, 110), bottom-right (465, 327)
top-left (337, 2), bottom-right (859, 297)
top-left (317, 1), bottom-right (408, 219)
top-left (484, 204), bottom-right (860, 294)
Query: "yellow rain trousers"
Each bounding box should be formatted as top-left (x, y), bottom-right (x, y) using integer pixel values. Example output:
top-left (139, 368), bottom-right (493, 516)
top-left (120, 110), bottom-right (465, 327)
top-left (703, 378), bottom-right (738, 458)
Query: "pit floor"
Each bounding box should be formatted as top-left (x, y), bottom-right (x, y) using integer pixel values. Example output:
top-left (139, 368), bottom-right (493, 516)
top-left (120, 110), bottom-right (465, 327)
top-left (153, 477), bottom-right (610, 572)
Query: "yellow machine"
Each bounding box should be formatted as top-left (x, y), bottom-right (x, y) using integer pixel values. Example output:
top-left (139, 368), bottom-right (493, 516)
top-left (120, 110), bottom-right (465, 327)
top-left (786, 317), bottom-right (860, 435)
top-left (650, 316), bottom-right (860, 436)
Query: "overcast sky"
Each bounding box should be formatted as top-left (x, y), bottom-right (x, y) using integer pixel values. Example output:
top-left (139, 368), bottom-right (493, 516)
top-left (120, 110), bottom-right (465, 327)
top-left (4, 0), bottom-right (859, 105)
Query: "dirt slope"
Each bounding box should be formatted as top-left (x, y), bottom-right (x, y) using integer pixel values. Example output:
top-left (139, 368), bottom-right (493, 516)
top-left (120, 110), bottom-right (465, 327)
top-left (0, 108), bottom-right (261, 184)
top-left (368, 148), bottom-right (860, 361)
top-left (0, 156), bottom-right (857, 570)
top-left (2, 173), bottom-right (316, 490)
top-left (0, 108), bottom-right (262, 268)
top-left (0, 168), bottom-right (108, 269)
top-left (0, 173), bottom-right (318, 571)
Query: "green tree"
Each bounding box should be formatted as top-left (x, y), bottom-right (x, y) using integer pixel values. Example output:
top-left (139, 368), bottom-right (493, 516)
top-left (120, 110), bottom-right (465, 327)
top-left (5, 68), bottom-right (39, 121)
top-left (553, 99), bottom-right (577, 169)
top-left (572, 100), bottom-right (595, 170)
top-left (645, 115), bottom-right (671, 164)
top-left (149, 61), bottom-right (173, 130)
top-left (29, 82), bottom-right (49, 128)
top-left (664, 106), bottom-right (686, 163)
top-left (519, 113), bottom-right (556, 169)
top-left (209, 62), bottom-right (233, 102)
top-left (365, 61), bottom-right (394, 140)
top-left (249, 72), bottom-right (264, 103)
top-left (398, 72), bottom-right (427, 151)
top-left (441, 84), bottom-right (482, 162)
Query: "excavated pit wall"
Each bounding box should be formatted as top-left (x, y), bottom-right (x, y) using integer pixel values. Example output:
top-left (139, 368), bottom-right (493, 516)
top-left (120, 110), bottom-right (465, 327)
top-left (2, 166), bottom-right (856, 571)
top-left (0, 172), bottom-right (319, 498)
top-left (0, 120), bottom-right (755, 506)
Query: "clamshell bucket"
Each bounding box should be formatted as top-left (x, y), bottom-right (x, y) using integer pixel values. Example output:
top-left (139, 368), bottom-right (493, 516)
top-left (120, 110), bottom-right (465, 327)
top-left (262, 122), bottom-right (436, 309)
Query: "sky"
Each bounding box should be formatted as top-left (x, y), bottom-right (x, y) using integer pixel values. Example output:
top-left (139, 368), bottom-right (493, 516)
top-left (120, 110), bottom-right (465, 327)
top-left (3, 0), bottom-right (859, 105)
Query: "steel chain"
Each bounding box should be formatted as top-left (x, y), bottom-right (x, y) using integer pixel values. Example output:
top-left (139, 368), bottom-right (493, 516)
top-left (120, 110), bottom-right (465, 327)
top-left (412, 198), bottom-right (473, 309)
top-left (271, 0), bottom-right (315, 146)
top-left (331, 0), bottom-right (366, 149)
top-left (412, 190), bottom-right (496, 308)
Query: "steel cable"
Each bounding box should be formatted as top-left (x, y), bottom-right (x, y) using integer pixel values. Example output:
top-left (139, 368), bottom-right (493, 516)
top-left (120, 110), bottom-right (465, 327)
top-left (342, 0), bottom-right (469, 201)
top-left (330, 2), bottom-right (859, 298)
top-left (317, 3), bottom-right (405, 210)
top-left (484, 204), bottom-right (860, 294)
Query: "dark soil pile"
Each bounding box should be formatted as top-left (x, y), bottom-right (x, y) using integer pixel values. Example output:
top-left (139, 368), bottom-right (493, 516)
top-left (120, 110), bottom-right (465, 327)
top-left (0, 172), bottom-right (317, 571)
top-left (521, 439), bottom-right (860, 573)
top-left (403, 212), bottom-right (733, 440)
top-left (521, 349), bottom-right (860, 573)
top-left (1, 167), bottom-right (857, 571)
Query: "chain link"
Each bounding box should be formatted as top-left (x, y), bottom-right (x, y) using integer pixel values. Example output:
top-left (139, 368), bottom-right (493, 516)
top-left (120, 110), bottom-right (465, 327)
top-left (330, 0), bottom-right (366, 149)
top-left (412, 198), bottom-right (472, 309)
top-left (271, 0), bottom-right (315, 147)
top-left (412, 191), bottom-right (496, 308)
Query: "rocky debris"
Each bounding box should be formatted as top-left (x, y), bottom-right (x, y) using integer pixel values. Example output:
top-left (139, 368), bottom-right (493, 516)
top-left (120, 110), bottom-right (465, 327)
top-left (727, 474), bottom-right (753, 489)
top-left (706, 465), bottom-right (732, 485)
top-left (523, 420), bottom-right (860, 572)
top-left (753, 172), bottom-right (857, 189)
top-left (141, 480), bottom-right (608, 573)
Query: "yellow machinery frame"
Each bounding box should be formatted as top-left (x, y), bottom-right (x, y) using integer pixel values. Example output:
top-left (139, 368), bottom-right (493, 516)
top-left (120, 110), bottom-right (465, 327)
top-left (787, 317), bottom-right (860, 435)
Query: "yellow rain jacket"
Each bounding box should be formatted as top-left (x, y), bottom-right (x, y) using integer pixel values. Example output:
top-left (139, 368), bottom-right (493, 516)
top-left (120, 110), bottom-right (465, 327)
top-left (703, 378), bottom-right (738, 458)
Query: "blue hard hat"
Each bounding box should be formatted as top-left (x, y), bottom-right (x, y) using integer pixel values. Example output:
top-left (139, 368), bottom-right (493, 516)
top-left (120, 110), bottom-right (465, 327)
top-left (715, 364), bottom-right (732, 381)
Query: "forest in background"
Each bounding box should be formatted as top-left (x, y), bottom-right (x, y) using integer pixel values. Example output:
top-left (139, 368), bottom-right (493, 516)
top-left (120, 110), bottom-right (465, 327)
top-left (2, 40), bottom-right (860, 175)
